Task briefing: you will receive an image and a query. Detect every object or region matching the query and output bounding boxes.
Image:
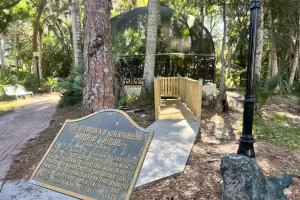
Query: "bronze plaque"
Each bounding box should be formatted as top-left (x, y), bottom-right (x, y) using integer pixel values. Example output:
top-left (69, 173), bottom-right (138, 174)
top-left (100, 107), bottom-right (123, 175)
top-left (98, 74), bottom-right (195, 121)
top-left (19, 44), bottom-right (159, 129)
top-left (30, 109), bottom-right (153, 200)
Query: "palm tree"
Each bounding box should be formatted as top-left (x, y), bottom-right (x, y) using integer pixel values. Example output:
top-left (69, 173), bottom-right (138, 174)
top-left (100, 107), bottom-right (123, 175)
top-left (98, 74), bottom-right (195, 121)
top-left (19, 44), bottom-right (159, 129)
top-left (141, 0), bottom-right (159, 98)
top-left (71, 0), bottom-right (83, 66)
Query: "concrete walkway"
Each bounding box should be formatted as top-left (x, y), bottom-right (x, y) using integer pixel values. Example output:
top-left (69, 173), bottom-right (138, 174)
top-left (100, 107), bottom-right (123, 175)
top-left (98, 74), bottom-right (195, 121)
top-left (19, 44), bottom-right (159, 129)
top-left (136, 119), bottom-right (200, 188)
top-left (0, 95), bottom-right (59, 185)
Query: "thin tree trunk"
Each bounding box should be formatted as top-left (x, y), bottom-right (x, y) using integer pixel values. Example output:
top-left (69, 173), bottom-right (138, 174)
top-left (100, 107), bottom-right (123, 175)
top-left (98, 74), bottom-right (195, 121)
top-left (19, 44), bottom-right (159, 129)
top-left (0, 34), bottom-right (5, 66)
top-left (141, 0), bottom-right (159, 98)
top-left (215, 0), bottom-right (228, 112)
top-left (289, 40), bottom-right (299, 84)
top-left (296, 64), bottom-right (300, 80)
top-left (13, 24), bottom-right (18, 71)
top-left (255, 0), bottom-right (264, 79)
top-left (289, 13), bottom-right (300, 85)
top-left (83, 0), bottom-right (115, 116)
top-left (39, 29), bottom-right (43, 79)
top-left (267, 49), bottom-right (272, 79)
top-left (71, 0), bottom-right (83, 66)
top-left (268, 9), bottom-right (278, 77)
top-left (32, 0), bottom-right (46, 76)
top-left (199, 7), bottom-right (205, 24)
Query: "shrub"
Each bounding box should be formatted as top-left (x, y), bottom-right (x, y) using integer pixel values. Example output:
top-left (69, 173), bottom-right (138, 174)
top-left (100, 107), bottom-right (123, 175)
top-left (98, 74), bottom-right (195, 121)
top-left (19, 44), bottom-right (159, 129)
top-left (118, 92), bottom-right (139, 107)
top-left (292, 82), bottom-right (300, 109)
top-left (255, 73), bottom-right (280, 110)
top-left (42, 77), bottom-right (59, 93)
top-left (58, 65), bottom-right (83, 108)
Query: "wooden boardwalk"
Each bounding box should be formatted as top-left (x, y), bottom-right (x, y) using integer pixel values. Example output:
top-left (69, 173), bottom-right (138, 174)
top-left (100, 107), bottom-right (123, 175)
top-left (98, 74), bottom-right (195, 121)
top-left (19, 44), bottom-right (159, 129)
top-left (158, 99), bottom-right (198, 122)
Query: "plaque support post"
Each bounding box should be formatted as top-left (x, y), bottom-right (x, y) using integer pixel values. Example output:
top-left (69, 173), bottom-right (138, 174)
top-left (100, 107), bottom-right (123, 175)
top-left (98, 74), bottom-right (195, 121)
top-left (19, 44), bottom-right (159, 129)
top-left (237, 0), bottom-right (260, 158)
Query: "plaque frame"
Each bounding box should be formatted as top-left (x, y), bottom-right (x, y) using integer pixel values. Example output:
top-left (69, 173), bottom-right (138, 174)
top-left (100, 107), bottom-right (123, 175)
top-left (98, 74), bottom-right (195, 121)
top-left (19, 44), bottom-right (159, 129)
top-left (30, 109), bottom-right (154, 200)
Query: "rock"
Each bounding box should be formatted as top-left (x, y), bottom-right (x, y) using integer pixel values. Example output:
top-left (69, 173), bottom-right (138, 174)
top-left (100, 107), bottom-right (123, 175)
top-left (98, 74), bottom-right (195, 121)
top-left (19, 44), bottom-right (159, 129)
top-left (220, 153), bottom-right (293, 200)
top-left (140, 114), bottom-right (147, 118)
top-left (267, 174), bottom-right (293, 199)
top-left (283, 189), bottom-right (292, 196)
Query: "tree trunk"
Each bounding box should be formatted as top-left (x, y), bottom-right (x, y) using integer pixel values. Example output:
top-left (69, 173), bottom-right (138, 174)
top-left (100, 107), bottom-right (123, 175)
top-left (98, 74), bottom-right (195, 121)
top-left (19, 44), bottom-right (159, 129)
top-left (215, 0), bottom-right (228, 112)
top-left (13, 24), bottom-right (19, 71)
top-left (267, 49), bottom-right (272, 79)
top-left (32, 0), bottom-right (46, 77)
top-left (255, 0), bottom-right (264, 79)
top-left (141, 0), bottom-right (159, 98)
top-left (0, 34), bottom-right (5, 66)
top-left (39, 29), bottom-right (43, 79)
top-left (296, 65), bottom-right (300, 81)
top-left (71, 0), bottom-right (83, 66)
top-left (289, 39), bottom-right (299, 84)
top-left (83, 0), bottom-right (115, 116)
top-left (268, 8), bottom-right (278, 77)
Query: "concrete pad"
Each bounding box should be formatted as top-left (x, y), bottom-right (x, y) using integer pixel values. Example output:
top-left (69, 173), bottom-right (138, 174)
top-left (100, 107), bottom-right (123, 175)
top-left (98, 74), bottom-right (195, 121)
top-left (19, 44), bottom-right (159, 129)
top-left (0, 181), bottom-right (77, 200)
top-left (135, 120), bottom-right (200, 188)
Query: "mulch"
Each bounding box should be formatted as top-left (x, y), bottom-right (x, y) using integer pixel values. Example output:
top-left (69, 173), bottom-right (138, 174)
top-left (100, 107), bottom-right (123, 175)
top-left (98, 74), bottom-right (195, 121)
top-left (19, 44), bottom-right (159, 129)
top-left (4, 97), bottom-right (300, 199)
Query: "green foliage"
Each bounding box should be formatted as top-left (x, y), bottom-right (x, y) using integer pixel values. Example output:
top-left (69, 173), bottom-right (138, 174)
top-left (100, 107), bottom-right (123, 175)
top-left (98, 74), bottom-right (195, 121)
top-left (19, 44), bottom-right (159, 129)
top-left (252, 113), bottom-right (300, 149)
top-left (255, 74), bottom-right (280, 110)
top-left (42, 31), bottom-right (72, 77)
top-left (0, 71), bottom-right (17, 98)
top-left (288, 168), bottom-right (300, 177)
top-left (19, 73), bottom-right (39, 92)
top-left (0, 73), bottom-right (18, 89)
top-left (41, 77), bottom-right (58, 93)
top-left (118, 92), bottom-right (139, 107)
top-left (225, 68), bottom-right (244, 88)
top-left (58, 65), bottom-right (83, 108)
top-left (292, 82), bottom-right (300, 108)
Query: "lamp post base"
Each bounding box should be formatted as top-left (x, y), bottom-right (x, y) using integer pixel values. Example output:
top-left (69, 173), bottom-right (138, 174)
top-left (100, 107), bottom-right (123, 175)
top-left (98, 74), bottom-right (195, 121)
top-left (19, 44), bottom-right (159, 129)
top-left (237, 136), bottom-right (255, 158)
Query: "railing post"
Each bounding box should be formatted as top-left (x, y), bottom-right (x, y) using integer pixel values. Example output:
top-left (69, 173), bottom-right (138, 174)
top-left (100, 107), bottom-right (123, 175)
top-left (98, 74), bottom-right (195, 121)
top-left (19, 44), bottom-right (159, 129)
top-left (182, 77), bottom-right (186, 102)
top-left (197, 80), bottom-right (202, 121)
top-left (154, 78), bottom-right (160, 120)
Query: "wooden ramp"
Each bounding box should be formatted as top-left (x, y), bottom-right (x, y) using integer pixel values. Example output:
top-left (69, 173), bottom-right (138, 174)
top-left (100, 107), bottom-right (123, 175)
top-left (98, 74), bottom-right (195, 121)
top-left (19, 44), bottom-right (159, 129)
top-left (158, 99), bottom-right (198, 122)
top-left (154, 77), bottom-right (202, 121)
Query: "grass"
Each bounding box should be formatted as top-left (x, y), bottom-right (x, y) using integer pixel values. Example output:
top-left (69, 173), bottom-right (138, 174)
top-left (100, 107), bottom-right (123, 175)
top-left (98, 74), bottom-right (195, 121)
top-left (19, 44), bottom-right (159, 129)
top-left (0, 95), bottom-right (39, 116)
top-left (288, 168), bottom-right (300, 177)
top-left (252, 113), bottom-right (300, 149)
top-left (0, 100), bottom-right (22, 116)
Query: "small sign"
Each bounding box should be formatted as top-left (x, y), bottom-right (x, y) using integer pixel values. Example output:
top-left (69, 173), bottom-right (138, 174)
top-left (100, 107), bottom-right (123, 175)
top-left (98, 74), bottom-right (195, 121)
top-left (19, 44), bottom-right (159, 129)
top-left (30, 109), bottom-right (153, 200)
top-left (33, 52), bottom-right (40, 57)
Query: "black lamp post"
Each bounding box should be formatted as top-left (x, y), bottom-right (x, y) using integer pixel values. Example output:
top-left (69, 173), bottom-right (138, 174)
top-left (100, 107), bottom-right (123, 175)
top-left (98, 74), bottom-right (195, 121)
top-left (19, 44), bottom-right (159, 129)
top-left (237, 0), bottom-right (260, 158)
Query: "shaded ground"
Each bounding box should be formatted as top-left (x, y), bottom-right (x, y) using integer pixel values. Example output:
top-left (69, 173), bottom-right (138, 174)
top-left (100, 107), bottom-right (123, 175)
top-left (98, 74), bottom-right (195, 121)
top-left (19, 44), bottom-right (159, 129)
top-left (4, 100), bottom-right (154, 181)
top-left (4, 106), bottom-right (82, 181)
top-left (0, 93), bottom-right (61, 117)
top-left (4, 96), bottom-right (300, 199)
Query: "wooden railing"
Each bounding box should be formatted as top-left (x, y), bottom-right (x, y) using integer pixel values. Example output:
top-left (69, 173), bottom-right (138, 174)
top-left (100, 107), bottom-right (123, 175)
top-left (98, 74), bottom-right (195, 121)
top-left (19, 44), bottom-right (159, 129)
top-left (154, 77), bottom-right (202, 121)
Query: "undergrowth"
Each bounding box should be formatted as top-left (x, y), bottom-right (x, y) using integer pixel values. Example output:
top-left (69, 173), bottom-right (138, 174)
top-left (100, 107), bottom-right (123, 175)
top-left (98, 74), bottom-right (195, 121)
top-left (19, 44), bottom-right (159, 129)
top-left (252, 113), bottom-right (300, 149)
top-left (0, 101), bottom-right (21, 116)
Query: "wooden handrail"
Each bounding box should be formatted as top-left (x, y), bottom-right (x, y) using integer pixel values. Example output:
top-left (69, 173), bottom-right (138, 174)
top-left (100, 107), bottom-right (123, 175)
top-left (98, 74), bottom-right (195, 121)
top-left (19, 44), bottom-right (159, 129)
top-left (154, 77), bottom-right (202, 121)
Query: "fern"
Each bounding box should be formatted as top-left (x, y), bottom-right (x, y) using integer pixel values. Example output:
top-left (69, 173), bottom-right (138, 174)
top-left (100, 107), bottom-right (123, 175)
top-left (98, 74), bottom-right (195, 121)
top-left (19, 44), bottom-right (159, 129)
top-left (58, 64), bottom-right (83, 108)
top-left (255, 73), bottom-right (280, 109)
